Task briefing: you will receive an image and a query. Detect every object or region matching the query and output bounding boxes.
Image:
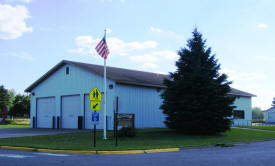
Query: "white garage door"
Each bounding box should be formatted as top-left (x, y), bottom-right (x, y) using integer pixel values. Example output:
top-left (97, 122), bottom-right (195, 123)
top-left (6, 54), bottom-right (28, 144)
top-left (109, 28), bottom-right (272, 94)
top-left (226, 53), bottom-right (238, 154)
top-left (37, 97), bottom-right (55, 128)
top-left (84, 94), bottom-right (104, 129)
top-left (61, 95), bottom-right (81, 129)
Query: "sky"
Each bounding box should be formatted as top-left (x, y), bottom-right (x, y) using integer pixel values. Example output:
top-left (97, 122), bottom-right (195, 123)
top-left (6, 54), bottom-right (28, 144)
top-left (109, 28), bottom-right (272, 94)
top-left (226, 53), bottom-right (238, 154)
top-left (0, 0), bottom-right (274, 110)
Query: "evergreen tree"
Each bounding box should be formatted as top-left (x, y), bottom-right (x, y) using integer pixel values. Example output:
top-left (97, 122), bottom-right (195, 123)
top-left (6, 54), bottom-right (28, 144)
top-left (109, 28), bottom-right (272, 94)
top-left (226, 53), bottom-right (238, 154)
top-left (161, 29), bottom-right (235, 135)
top-left (271, 98), bottom-right (275, 108)
top-left (0, 85), bottom-right (10, 110)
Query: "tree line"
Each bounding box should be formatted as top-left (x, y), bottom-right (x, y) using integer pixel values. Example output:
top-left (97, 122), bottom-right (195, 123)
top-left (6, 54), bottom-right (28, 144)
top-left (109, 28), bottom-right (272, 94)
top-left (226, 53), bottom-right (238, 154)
top-left (0, 85), bottom-right (30, 117)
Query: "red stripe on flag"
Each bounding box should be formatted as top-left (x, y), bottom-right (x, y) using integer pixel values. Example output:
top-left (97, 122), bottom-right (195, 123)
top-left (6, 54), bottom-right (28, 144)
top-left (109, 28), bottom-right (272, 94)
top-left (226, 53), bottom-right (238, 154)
top-left (96, 43), bottom-right (104, 53)
top-left (95, 40), bottom-right (103, 50)
top-left (95, 36), bottom-right (109, 59)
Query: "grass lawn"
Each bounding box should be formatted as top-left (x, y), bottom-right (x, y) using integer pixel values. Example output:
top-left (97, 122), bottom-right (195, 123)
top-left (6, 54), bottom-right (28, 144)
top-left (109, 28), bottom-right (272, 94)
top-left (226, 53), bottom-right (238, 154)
top-left (0, 119), bottom-right (29, 128)
top-left (238, 126), bottom-right (275, 131)
top-left (0, 128), bottom-right (275, 151)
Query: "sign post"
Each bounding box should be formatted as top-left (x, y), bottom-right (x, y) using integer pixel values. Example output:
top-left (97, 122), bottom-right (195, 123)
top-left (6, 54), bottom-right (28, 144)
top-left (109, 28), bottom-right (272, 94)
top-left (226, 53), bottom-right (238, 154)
top-left (92, 111), bottom-right (99, 147)
top-left (89, 87), bottom-right (102, 147)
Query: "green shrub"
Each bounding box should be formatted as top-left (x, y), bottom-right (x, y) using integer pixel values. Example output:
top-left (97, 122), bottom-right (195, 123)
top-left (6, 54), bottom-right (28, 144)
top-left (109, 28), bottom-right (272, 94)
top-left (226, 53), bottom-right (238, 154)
top-left (118, 127), bottom-right (136, 137)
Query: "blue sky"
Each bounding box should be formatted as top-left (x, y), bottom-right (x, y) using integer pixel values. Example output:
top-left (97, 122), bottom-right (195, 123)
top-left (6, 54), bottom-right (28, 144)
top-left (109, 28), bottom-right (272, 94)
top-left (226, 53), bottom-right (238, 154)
top-left (0, 0), bottom-right (274, 109)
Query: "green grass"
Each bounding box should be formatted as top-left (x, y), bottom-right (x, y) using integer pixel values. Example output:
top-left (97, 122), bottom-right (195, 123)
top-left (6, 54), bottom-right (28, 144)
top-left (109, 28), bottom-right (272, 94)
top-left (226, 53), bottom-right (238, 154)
top-left (0, 128), bottom-right (275, 151)
top-left (238, 126), bottom-right (275, 131)
top-left (0, 119), bottom-right (30, 128)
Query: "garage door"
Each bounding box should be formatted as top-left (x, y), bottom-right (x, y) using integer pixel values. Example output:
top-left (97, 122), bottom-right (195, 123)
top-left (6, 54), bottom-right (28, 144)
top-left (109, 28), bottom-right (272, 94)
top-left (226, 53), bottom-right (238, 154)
top-left (37, 97), bottom-right (55, 128)
top-left (61, 95), bottom-right (81, 129)
top-left (84, 94), bottom-right (104, 129)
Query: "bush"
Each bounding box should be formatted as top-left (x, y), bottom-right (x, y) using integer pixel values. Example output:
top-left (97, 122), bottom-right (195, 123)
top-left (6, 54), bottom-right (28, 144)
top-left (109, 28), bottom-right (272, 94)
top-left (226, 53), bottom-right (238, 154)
top-left (118, 127), bottom-right (136, 137)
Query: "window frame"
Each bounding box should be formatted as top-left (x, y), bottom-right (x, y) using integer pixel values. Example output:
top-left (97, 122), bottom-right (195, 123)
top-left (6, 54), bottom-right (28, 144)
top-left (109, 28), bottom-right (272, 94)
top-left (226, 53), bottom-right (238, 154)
top-left (66, 67), bottom-right (69, 75)
top-left (233, 110), bottom-right (245, 119)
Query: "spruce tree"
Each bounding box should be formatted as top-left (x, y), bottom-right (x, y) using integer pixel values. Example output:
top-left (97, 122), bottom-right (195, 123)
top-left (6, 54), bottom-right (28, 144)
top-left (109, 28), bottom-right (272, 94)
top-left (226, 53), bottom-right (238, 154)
top-left (271, 98), bottom-right (275, 108)
top-left (0, 85), bottom-right (9, 111)
top-left (161, 29), bottom-right (235, 135)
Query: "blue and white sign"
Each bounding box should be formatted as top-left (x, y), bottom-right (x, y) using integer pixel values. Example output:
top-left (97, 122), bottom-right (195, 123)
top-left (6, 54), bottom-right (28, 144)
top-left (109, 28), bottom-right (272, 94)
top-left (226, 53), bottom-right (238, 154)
top-left (91, 111), bottom-right (99, 125)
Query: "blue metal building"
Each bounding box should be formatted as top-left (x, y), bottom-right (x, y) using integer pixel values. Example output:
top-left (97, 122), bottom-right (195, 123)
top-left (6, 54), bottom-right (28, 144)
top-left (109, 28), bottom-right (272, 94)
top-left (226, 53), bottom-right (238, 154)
top-left (25, 60), bottom-right (255, 129)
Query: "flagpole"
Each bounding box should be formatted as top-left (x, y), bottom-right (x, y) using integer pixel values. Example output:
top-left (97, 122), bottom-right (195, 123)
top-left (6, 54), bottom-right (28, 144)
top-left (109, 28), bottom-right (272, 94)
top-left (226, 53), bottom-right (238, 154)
top-left (103, 29), bottom-right (107, 140)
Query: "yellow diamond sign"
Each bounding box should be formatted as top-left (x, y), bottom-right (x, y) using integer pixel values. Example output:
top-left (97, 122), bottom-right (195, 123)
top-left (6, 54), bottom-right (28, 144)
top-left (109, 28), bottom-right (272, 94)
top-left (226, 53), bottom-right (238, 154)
top-left (89, 87), bottom-right (102, 101)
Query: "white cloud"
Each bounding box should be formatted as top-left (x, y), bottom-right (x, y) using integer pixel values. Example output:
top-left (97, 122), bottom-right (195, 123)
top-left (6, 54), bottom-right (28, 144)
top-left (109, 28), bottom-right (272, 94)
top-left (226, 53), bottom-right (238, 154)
top-left (129, 54), bottom-right (159, 63)
top-left (100, 0), bottom-right (125, 3)
top-left (149, 26), bottom-right (185, 40)
top-left (152, 51), bottom-right (178, 60)
top-left (0, 0), bottom-right (32, 3)
top-left (0, 4), bottom-right (33, 39)
top-left (106, 28), bottom-right (112, 34)
top-left (140, 63), bottom-right (159, 69)
top-left (253, 55), bottom-right (274, 62)
top-left (129, 51), bottom-right (178, 63)
top-left (68, 35), bottom-right (157, 57)
top-left (257, 23), bottom-right (268, 28)
top-left (150, 26), bottom-right (163, 33)
top-left (129, 50), bottom-right (178, 70)
top-left (10, 52), bottom-right (34, 60)
top-left (221, 69), bottom-right (267, 81)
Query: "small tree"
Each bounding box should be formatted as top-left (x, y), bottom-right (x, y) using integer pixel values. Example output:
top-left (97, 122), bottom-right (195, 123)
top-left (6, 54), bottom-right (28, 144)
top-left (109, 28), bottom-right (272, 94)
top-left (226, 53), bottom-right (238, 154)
top-left (7, 89), bottom-right (16, 109)
top-left (252, 107), bottom-right (264, 121)
top-left (271, 98), bottom-right (275, 108)
top-left (0, 85), bottom-right (9, 110)
top-left (9, 94), bottom-right (30, 117)
top-left (161, 29), bottom-right (235, 135)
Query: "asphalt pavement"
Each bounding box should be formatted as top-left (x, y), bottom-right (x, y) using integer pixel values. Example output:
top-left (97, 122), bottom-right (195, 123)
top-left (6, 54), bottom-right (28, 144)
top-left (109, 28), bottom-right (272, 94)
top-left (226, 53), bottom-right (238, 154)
top-left (1, 139), bottom-right (275, 166)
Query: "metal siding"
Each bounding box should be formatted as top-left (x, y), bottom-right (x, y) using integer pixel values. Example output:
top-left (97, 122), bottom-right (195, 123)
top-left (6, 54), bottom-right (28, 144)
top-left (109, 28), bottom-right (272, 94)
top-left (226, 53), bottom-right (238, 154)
top-left (116, 84), bottom-right (165, 128)
top-left (30, 64), bottom-right (114, 129)
top-left (36, 97), bottom-right (55, 128)
top-left (116, 84), bottom-right (252, 128)
top-left (232, 96), bottom-right (252, 126)
top-left (266, 108), bottom-right (275, 123)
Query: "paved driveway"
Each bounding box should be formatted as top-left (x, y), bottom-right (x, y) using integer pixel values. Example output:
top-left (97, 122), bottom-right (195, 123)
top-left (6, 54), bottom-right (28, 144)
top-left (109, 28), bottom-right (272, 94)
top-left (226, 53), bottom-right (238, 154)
top-left (0, 128), bottom-right (83, 138)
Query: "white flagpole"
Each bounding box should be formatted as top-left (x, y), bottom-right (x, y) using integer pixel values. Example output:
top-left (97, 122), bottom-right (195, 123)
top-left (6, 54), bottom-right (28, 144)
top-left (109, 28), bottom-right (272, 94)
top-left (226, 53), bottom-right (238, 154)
top-left (103, 29), bottom-right (107, 140)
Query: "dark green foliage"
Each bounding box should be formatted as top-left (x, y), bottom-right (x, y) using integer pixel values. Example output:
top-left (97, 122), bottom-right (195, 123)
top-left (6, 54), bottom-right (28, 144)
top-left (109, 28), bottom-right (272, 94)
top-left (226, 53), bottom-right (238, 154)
top-left (9, 94), bottom-right (30, 117)
top-left (7, 89), bottom-right (16, 109)
top-left (0, 85), bottom-right (10, 110)
top-left (161, 29), bottom-right (235, 135)
top-left (118, 127), bottom-right (136, 137)
top-left (271, 98), bottom-right (275, 108)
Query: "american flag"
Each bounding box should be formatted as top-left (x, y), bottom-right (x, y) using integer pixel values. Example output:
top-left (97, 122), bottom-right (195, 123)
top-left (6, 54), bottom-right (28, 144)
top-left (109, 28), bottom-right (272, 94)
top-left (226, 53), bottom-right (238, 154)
top-left (95, 35), bottom-right (109, 59)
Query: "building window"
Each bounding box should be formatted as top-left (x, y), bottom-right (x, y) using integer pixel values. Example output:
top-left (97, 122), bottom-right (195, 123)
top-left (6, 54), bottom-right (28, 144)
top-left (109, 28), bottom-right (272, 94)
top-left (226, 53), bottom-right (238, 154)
top-left (233, 110), bottom-right (245, 119)
top-left (66, 67), bottom-right (69, 75)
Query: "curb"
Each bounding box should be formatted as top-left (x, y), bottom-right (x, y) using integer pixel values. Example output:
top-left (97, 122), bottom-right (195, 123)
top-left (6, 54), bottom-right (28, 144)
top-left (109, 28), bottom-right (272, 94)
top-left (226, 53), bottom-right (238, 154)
top-left (144, 148), bottom-right (180, 153)
top-left (37, 148), bottom-right (97, 154)
top-left (0, 146), bottom-right (180, 155)
top-left (0, 146), bottom-right (36, 152)
top-left (97, 150), bottom-right (145, 154)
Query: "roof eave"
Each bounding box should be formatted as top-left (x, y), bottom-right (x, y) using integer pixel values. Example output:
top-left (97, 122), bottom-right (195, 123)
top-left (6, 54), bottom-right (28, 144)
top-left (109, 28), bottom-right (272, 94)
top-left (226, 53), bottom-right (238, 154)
top-left (227, 92), bottom-right (256, 97)
top-left (24, 60), bottom-right (67, 92)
